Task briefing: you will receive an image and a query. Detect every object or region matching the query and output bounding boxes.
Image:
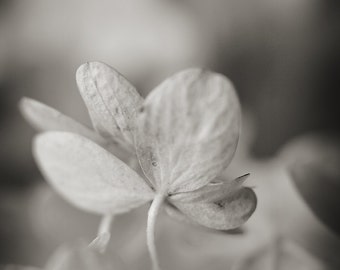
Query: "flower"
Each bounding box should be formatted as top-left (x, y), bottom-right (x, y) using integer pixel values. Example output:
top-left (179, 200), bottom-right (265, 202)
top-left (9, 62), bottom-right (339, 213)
top-left (22, 62), bottom-right (257, 270)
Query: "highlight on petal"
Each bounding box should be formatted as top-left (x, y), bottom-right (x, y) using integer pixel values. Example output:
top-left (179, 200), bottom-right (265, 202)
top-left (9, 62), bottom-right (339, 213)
top-left (33, 132), bottom-right (154, 215)
top-left (76, 62), bottom-right (143, 149)
top-left (19, 97), bottom-right (105, 145)
top-left (169, 184), bottom-right (256, 230)
top-left (135, 68), bottom-right (241, 193)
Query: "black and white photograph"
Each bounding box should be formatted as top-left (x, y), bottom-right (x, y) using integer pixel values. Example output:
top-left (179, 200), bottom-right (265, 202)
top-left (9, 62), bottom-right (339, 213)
top-left (0, 1), bottom-right (339, 269)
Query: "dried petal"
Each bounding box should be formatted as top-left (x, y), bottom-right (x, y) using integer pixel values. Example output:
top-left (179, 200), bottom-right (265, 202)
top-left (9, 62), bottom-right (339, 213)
top-left (171, 174), bottom-right (250, 203)
top-left (19, 97), bottom-right (105, 145)
top-left (33, 132), bottom-right (154, 215)
top-left (170, 186), bottom-right (256, 230)
top-left (135, 69), bottom-right (240, 193)
top-left (19, 97), bottom-right (132, 163)
top-left (165, 203), bottom-right (245, 234)
top-left (76, 62), bottom-right (143, 149)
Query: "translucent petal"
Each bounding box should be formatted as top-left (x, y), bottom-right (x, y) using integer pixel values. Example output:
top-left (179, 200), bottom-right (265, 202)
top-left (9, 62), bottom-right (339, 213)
top-left (33, 132), bottom-right (154, 215)
top-left (19, 97), bottom-right (130, 163)
top-left (135, 69), bottom-right (241, 193)
top-left (76, 62), bottom-right (143, 149)
top-left (19, 97), bottom-right (105, 145)
top-left (169, 186), bottom-right (256, 230)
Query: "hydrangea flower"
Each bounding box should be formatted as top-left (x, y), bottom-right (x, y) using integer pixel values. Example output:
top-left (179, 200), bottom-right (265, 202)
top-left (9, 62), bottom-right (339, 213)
top-left (21, 62), bottom-right (257, 270)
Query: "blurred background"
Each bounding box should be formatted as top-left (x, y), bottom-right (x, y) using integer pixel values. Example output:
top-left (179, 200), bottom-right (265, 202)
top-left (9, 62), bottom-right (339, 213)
top-left (0, 0), bottom-right (339, 269)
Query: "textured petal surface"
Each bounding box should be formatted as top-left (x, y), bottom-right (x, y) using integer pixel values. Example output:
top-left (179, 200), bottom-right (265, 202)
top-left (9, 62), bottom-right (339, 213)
top-left (33, 132), bottom-right (154, 215)
top-left (171, 174), bottom-right (251, 203)
top-left (76, 62), bottom-right (143, 149)
top-left (169, 184), bottom-right (256, 230)
top-left (19, 97), bottom-right (105, 145)
top-left (135, 69), bottom-right (241, 193)
top-left (164, 203), bottom-right (245, 234)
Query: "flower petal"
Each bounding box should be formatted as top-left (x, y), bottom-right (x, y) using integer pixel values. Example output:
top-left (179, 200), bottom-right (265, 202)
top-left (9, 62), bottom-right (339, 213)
top-left (135, 69), bottom-right (241, 193)
top-left (171, 174), bottom-right (251, 203)
top-left (76, 62), bottom-right (143, 149)
top-left (19, 97), bottom-right (105, 145)
top-left (19, 97), bottom-right (132, 163)
top-left (33, 132), bottom-right (154, 215)
top-left (164, 203), bottom-right (245, 234)
top-left (169, 185), bottom-right (256, 230)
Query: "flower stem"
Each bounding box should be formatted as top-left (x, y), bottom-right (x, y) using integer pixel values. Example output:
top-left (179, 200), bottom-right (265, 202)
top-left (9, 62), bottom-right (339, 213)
top-left (147, 193), bottom-right (165, 270)
top-left (89, 214), bottom-right (114, 253)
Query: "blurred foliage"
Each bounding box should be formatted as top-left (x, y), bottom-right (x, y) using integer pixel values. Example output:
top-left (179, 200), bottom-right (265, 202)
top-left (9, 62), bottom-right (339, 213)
top-left (282, 134), bottom-right (340, 235)
top-left (232, 237), bottom-right (332, 270)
